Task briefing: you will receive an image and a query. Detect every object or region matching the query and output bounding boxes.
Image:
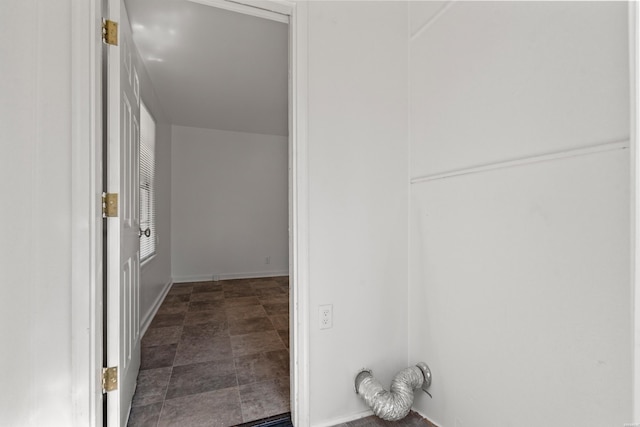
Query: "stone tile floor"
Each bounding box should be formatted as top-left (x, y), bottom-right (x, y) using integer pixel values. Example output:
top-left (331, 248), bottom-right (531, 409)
top-left (128, 277), bottom-right (290, 427)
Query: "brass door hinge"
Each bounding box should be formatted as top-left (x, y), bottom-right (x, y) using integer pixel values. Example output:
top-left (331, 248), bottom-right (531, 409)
top-left (103, 19), bottom-right (119, 46)
top-left (102, 193), bottom-right (118, 218)
top-left (102, 366), bottom-right (118, 393)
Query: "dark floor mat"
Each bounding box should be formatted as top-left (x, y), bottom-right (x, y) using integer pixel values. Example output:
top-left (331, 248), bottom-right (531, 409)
top-left (234, 413), bottom-right (293, 427)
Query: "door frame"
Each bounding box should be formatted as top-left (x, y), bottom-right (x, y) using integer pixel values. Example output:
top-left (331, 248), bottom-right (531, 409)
top-left (631, 1), bottom-right (640, 422)
top-left (69, 1), bottom-right (310, 425)
top-left (70, 1), bottom-right (104, 425)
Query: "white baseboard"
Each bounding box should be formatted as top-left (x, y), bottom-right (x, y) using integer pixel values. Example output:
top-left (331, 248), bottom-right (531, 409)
top-left (313, 408), bottom-right (441, 427)
top-left (172, 274), bottom-right (217, 283)
top-left (173, 270), bottom-right (289, 284)
top-left (411, 408), bottom-right (442, 427)
top-left (312, 410), bottom-right (373, 427)
top-left (218, 270), bottom-right (289, 280)
top-left (140, 280), bottom-right (173, 337)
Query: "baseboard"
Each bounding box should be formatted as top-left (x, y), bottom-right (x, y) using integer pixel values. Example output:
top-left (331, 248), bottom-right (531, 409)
top-left (140, 280), bottom-right (173, 337)
top-left (218, 270), bottom-right (289, 280)
top-left (172, 274), bottom-right (217, 283)
top-left (411, 408), bottom-right (442, 427)
top-left (312, 410), bottom-right (373, 427)
top-left (313, 409), bottom-right (441, 427)
top-left (173, 270), bottom-right (289, 284)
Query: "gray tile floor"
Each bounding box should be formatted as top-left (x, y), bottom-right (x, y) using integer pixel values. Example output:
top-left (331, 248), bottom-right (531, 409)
top-left (128, 277), bottom-right (290, 427)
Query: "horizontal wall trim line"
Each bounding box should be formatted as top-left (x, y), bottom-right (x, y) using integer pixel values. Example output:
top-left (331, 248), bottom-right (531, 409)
top-left (410, 0), bottom-right (456, 42)
top-left (410, 139), bottom-right (629, 185)
top-left (173, 270), bottom-right (289, 283)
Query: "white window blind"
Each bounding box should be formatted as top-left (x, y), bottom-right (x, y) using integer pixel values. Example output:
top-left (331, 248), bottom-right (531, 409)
top-left (140, 102), bottom-right (156, 262)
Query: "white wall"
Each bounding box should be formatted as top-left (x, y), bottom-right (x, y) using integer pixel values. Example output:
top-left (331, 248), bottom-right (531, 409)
top-left (134, 35), bottom-right (173, 330)
top-left (306, 2), bottom-right (409, 425)
top-left (0, 0), bottom-right (74, 424)
top-left (408, 2), bottom-right (632, 426)
top-left (171, 126), bottom-right (289, 282)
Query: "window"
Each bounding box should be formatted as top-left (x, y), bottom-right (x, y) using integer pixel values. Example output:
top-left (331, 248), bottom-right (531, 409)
top-left (140, 102), bottom-right (156, 262)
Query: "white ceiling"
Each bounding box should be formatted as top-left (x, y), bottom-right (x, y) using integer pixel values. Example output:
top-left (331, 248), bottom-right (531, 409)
top-left (125, 0), bottom-right (289, 136)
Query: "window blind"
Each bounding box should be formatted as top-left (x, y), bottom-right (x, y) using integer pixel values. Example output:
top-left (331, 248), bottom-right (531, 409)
top-left (140, 102), bottom-right (156, 262)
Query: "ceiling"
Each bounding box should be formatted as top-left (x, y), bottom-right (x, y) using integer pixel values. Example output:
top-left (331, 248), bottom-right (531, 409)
top-left (125, 0), bottom-right (289, 136)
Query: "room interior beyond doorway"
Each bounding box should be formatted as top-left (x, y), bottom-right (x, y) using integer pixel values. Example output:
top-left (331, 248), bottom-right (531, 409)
top-left (124, 0), bottom-right (294, 424)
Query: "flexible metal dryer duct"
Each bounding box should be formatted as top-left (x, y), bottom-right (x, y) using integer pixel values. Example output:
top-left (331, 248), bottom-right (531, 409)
top-left (354, 363), bottom-right (432, 421)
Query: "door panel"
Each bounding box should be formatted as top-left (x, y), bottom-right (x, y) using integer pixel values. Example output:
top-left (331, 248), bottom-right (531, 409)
top-left (106, 0), bottom-right (141, 425)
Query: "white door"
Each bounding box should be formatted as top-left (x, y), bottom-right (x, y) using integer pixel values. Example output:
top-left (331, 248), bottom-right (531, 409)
top-left (106, 0), bottom-right (141, 425)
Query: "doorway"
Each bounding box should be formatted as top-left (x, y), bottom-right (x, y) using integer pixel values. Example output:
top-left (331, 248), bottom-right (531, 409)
top-left (122, 0), bottom-right (295, 425)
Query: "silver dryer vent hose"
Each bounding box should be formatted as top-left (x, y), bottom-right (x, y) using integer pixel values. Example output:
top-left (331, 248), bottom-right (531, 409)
top-left (354, 362), bottom-right (432, 421)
